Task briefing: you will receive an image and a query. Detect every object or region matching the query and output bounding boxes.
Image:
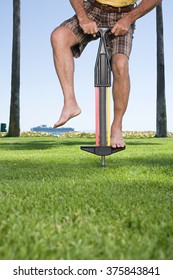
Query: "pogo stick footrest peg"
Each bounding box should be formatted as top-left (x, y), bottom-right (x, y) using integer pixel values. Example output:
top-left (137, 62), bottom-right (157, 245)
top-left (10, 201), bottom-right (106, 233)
top-left (80, 146), bottom-right (125, 156)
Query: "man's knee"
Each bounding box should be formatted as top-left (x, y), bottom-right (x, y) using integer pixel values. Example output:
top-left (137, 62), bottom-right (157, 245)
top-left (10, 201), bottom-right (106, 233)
top-left (51, 26), bottom-right (78, 48)
top-left (112, 54), bottom-right (129, 77)
top-left (51, 26), bottom-right (64, 47)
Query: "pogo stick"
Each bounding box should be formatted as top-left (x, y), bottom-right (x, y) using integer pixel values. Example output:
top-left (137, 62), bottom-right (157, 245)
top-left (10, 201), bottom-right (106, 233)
top-left (81, 28), bottom-right (125, 167)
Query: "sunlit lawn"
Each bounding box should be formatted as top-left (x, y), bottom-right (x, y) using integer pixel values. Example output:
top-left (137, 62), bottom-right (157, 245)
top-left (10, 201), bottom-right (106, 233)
top-left (0, 134), bottom-right (173, 260)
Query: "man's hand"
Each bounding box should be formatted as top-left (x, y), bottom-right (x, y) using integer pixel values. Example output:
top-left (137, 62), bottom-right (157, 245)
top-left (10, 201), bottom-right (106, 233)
top-left (111, 15), bottom-right (132, 36)
top-left (70, 0), bottom-right (98, 36)
top-left (111, 0), bottom-right (161, 36)
top-left (79, 16), bottom-right (98, 37)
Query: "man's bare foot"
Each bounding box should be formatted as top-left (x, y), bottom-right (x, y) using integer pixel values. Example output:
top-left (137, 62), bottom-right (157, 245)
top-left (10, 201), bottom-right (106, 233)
top-left (111, 127), bottom-right (125, 148)
top-left (53, 105), bottom-right (81, 128)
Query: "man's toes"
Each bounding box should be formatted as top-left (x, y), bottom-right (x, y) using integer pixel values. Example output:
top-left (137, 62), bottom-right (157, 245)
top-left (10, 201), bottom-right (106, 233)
top-left (111, 140), bottom-right (125, 148)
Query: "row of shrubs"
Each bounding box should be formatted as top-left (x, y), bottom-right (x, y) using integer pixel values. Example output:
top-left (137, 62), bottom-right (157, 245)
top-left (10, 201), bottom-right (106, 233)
top-left (1, 131), bottom-right (173, 138)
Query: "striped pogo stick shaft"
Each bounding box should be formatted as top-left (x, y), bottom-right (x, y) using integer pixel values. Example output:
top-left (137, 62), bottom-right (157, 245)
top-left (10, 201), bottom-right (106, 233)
top-left (95, 87), bottom-right (100, 146)
top-left (99, 87), bottom-right (107, 146)
top-left (106, 87), bottom-right (111, 146)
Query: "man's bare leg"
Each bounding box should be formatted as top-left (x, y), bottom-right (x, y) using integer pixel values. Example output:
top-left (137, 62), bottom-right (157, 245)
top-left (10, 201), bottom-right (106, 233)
top-left (111, 53), bottom-right (130, 148)
top-left (51, 26), bottom-right (81, 128)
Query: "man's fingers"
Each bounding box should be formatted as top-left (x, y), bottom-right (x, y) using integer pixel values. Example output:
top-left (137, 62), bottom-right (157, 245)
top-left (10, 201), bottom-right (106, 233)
top-left (111, 26), bottom-right (128, 36)
top-left (82, 20), bottom-right (98, 35)
top-left (111, 26), bottom-right (119, 36)
top-left (111, 17), bottom-right (130, 36)
top-left (111, 27), bottom-right (119, 36)
top-left (93, 33), bottom-right (96, 37)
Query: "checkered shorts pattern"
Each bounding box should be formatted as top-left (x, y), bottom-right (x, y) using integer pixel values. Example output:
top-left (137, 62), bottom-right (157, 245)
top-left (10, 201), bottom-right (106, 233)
top-left (60, 0), bottom-right (135, 58)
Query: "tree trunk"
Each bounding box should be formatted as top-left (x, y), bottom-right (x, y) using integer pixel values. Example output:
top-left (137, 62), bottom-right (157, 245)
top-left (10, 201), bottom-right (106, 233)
top-left (8, 0), bottom-right (20, 137)
top-left (156, 3), bottom-right (167, 137)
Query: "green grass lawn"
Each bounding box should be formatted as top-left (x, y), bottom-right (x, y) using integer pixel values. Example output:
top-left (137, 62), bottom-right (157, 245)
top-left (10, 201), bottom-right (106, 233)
top-left (0, 134), bottom-right (173, 260)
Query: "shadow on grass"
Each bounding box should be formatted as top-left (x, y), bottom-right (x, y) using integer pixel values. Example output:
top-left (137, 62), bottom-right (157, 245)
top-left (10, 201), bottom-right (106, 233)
top-left (126, 141), bottom-right (162, 146)
top-left (0, 139), bottom-right (93, 151)
top-left (0, 138), bottom-right (163, 151)
top-left (0, 141), bottom-right (57, 150)
top-left (0, 150), bottom-right (172, 170)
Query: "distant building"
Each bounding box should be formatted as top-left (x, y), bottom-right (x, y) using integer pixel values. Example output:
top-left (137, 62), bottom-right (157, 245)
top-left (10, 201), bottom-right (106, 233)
top-left (31, 125), bottom-right (74, 136)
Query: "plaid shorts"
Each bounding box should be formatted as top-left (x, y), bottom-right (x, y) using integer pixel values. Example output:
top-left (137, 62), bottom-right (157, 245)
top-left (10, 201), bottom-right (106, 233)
top-left (61, 0), bottom-right (135, 58)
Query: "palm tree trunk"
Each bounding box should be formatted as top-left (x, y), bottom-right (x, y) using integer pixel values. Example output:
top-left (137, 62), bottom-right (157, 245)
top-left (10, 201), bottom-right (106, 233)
top-left (8, 0), bottom-right (20, 137)
top-left (156, 2), bottom-right (167, 137)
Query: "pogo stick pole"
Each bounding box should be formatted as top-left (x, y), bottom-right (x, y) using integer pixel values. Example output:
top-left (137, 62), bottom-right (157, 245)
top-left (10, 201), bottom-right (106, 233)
top-left (95, 28), bottom-right (111, 166)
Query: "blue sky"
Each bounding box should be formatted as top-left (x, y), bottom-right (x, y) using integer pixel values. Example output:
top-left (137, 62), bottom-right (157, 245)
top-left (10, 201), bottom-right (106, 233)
top-left (0, 0), bottom-right (172, 133)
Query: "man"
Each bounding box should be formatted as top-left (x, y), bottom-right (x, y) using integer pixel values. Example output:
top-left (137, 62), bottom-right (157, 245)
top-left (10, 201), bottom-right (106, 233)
top-left (51, 0), bottom-right (161, 148)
